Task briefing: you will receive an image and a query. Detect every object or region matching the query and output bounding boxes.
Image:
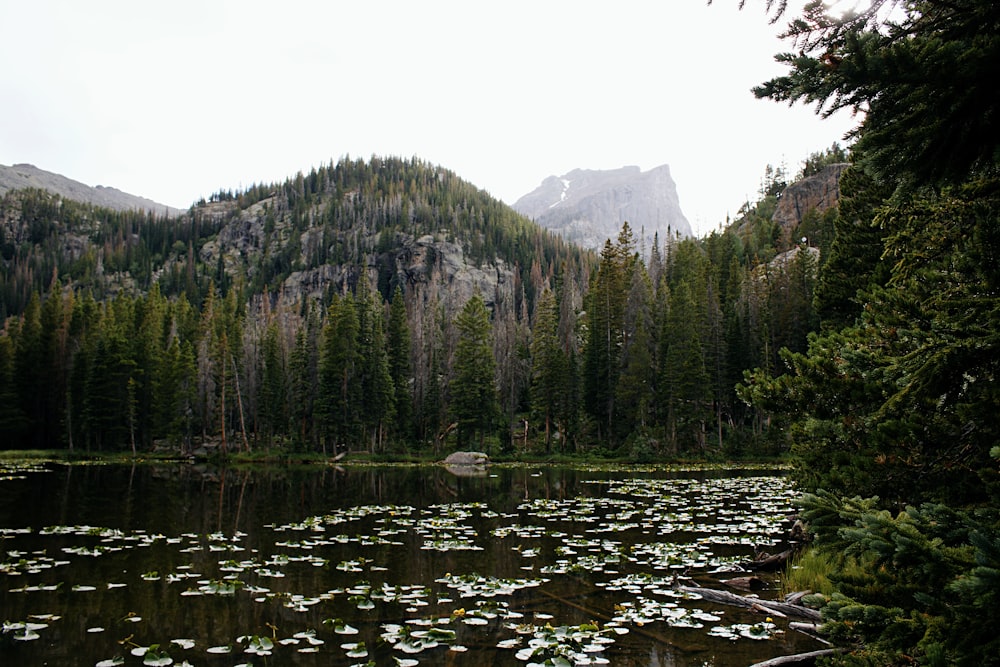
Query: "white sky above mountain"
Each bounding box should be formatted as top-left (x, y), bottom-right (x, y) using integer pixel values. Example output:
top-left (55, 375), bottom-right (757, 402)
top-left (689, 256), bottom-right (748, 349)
top-left (0, 1), bottom-right (858, 237)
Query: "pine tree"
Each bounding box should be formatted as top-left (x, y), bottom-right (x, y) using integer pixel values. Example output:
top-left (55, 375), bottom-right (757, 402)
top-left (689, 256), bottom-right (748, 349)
top-left (355, 275), bottom-right (394, 453)
top-left (259, 320), bottom-right (287, 447)
top-left (0, 336), bottom-right (27, 442)
top-left (615, 260), bottom-right (656, 439)
top-left (582, 227), bottom-right (633, 443)
top-left (289, 309), bottom-right (320, 451)
top-left (530, 287), bottom-right (562, 453)
top-left (387, 286), bottom-right (413, 442)
top-left (659, 282), bottom-right (711, 453)
top-left (449, 293), bottom-right (497, 450)
top-left (318, 293), bottom-right (361, 454)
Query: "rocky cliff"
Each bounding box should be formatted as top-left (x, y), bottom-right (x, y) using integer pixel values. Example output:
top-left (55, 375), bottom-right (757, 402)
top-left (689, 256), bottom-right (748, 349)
top-left (513, 165), bottom-right (691, 252)
top-left (771, 162), bottom-right (849, 243)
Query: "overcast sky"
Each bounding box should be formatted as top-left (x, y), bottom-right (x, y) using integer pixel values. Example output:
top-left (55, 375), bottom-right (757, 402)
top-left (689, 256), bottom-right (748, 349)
top-left (1, 1), bottom-right (858, 237)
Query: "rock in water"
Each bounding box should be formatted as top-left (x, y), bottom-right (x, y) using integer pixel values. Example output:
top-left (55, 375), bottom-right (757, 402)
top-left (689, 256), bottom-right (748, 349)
top-left (442, 451), bottom-right (490, 467)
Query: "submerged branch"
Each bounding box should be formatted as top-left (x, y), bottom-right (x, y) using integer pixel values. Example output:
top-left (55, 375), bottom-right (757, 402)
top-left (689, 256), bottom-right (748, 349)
top-left (676, 585), bottom-right (822, 622)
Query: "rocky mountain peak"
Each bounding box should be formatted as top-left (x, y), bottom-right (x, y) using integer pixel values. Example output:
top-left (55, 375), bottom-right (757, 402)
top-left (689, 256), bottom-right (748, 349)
top-left (512, 164), bottom-right (692, 252)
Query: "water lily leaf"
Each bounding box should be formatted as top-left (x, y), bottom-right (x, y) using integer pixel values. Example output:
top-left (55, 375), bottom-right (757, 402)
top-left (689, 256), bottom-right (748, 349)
top-left (142, 648), bottom-right (173, 666)
top-left (343, 641), bottom-right (368, 658)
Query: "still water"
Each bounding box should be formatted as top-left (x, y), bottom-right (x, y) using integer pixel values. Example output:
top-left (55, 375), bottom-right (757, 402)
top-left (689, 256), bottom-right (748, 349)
top-left (0, 461), bottom-right (823, 666)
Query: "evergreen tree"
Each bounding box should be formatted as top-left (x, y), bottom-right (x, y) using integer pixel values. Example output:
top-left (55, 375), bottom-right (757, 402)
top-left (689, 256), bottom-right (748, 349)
top-left (755, 0), bottom-right (1000, 190)
top-left (582, 226), bottom-right (633, 443)
top-left (659, 282), bottom-right (711, 453)
top-left (355, 275), bottom-right (394, 453)
top-left (739, 1), bottom-right (1000, 662)
top-left (449, 293), bottom-right (497, 449)
top-left (13, 292), bottom-right (44, 448)
top-left (615, 260), bottom-right (656, 439)
top-left (0, 335), bottom-right (27, 442)
top-left (259, 320), bottom-right (287, 447)
top-left (289, 309), bottom-right (320, 450)
top-left (318, 293), bottom-right (360, 453)
top-left (530, 287), bottom-right (563, 453)
top-left (387, 286), bottom-right (413, 443)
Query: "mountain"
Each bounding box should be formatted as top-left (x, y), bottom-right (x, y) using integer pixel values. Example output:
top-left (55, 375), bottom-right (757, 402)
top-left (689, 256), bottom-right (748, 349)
top-left (512, 165), bottom-right (692, 252)
top-left (0, 156), bottom-right (591, 318)
top-left (0, 162), bottom-right (184, 216)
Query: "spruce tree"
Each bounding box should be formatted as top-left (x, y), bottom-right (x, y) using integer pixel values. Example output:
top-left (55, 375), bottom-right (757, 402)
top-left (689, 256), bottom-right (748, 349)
top-left (387, 286), bottom-right (413, 442)
top-left (530, 287), bottom-right (562, 453)
top-left (449, 293), bottom-right (497, 450)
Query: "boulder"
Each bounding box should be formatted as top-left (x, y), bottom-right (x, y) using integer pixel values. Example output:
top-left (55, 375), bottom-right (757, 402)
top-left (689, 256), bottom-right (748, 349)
top-left (442, 451), bottom-right (490, 467)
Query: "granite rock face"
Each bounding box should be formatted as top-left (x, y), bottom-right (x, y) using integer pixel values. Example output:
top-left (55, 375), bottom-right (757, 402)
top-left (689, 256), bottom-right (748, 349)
top-left (771, 163), bottom-right (850, 243)
top-left (513, 165), bottom-right (692, 252)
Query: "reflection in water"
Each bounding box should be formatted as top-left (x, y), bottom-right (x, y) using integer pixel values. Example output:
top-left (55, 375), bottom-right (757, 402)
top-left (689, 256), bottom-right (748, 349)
top-left (0, 463), bottom-right (818, 666)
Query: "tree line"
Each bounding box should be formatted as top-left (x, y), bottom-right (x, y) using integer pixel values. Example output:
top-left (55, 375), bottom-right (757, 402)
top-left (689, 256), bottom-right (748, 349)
top-left (0, 149), bottom-right (833, 456)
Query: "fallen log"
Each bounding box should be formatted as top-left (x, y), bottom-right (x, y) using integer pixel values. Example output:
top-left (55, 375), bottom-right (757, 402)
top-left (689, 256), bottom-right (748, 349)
top-left (745, 547), bottom-right (796, 572)
top-left (750, 602), bottom-right (787, 619)
top-left (721, 575), bottom-right (764, 591)
top-left (788, 621), bottom-right (830, 645)
top-left (748, 648), bottom-right (844, 666)
top-left (676, 585), bottom-right (821, 622)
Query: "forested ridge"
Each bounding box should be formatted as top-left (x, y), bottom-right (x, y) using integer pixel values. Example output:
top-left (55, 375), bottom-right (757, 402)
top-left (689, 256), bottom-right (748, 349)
top-left (0, 151), bottom-right (833, 456)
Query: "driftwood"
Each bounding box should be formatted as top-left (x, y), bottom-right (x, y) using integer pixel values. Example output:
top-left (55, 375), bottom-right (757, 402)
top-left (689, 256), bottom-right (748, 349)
top-left (721, 575), bottom-right (764, 591)
top-left (745, 547), bottom-right (796, 572)
top-left (677, 585), bottom-right (821, 622)
top-left (748, 648), bottom-right (843, 666)
top-left (788, 621), bottom-right (830, 644)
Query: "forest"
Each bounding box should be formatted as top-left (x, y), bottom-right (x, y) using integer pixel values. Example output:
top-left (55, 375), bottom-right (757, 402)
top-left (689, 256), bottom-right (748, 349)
top-left (0, 151), bottom-right (830, 459)
top-left (2, 0), bottom-right (999, 663)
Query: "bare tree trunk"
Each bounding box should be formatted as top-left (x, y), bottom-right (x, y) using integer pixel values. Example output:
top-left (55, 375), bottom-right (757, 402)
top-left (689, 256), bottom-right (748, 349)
top-left (232, 355), bottom-right (250, 453)
top-left (220, 367), bottom-right (227, 456)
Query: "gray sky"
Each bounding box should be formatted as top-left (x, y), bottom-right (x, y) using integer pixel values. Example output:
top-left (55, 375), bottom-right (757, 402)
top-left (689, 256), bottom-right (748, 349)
top-left (1, 0), bottom-right (858, 236)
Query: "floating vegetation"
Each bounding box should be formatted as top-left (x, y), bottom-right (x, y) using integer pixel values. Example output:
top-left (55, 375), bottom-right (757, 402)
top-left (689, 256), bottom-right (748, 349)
top-left (501, 622), bottom-right (617, 665)
top-left (436, 573), bottom-right (549, 598)
top-left (708, 621), bottom-right (783, 641)
top-left (0, 464), bottom-right (805, 665)
top-left (0, 461), bottom-right (51, 481)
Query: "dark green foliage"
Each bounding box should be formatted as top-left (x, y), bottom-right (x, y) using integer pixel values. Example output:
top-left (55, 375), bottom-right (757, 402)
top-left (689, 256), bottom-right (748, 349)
top-left (530, 287), bottom-right (566, 452)
top-left (386, 286), bottom-right (412, 443)
top-left (798, 143), bottom-right (849, 180)
top-left (742, 1), bottom-right (1000, 664)
top-left (318, 294), bottom-right (361, 451)
top-left (756, 0), bottom-right (1000, 191)
top-left (449, 293), bottom-right (497, 449)
top-left (582, 227), bottom-right (634, 442)
top-left (797, 491), bottom-right (1000, 665)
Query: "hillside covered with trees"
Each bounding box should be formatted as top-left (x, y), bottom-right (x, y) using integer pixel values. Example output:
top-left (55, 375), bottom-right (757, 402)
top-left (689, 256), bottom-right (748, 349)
top-left (0, 147), bottom-right (837, 458)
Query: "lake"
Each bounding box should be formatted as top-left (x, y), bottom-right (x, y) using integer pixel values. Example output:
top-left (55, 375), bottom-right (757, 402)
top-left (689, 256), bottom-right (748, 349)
top-left (0, 461), bottom-right (824, 666)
